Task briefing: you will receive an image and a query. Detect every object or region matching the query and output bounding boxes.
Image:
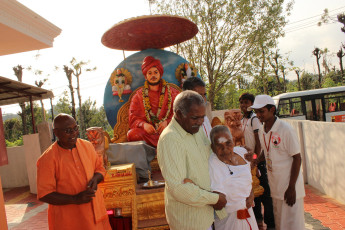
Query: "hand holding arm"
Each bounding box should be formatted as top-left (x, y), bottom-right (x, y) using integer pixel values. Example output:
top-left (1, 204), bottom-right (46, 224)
top-left (246, 189), bottom-right (254, 209)
top-left (212, 192), bottom-right (227, 210)
top-left (243, 146), bottom-right (253, 162)
top-left (158, 135), bottom-right (219, 207)
top-left (87, 172), bottom-right (104, 191)
top-left (254, 131), bottom-right (262, 156)
top-left (39, 188), bottom-right (95, 205)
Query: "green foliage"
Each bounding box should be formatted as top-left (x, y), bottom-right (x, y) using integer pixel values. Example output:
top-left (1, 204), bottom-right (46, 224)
top-left (323, 70), bottom-right (343, 85)
top-left (5, 137), bottom-right (23, 147)
top-left (213, 78), bottom-right (259, 110)
top-left (23, 103), bottom-right (48, 134)
top-left (4, 118), bottom-right (22, 142)
top-left (79, 98), bottom-right (113, 139)
top-left (299, 72), bottom-right (318, 90)
top-left (55, 91), bottom-right (72, 115)
top-left (322, 77), bottom-right (336, 88)
top-left (153, 0), bottom-right (292, 108)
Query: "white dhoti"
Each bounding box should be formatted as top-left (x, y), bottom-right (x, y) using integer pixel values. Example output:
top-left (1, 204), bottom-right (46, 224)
top-left (214, 207), bottom-right (258, 230)
top-left (209, 147), bottom-right (260, 230)
top-left (272, 198), bottom-right (305, 230)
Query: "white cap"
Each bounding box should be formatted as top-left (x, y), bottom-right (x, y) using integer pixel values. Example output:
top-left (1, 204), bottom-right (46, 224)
top-left (248, 95), bottom-right (275, 110)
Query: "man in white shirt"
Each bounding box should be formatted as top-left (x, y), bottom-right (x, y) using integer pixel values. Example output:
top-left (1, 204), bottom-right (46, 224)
top-left (182, 77), bottom-right (212, 139)
top-left (239, 93), bottom-right (262, 155)
top-left (239, 93), bottom-right (275, 229)
top-left (250, 95), bottom-right (305, 230)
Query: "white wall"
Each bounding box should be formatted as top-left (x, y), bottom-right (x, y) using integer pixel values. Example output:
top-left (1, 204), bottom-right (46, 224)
top-left (0, 146), bottom-right (28, 188)
top-left (284, 119), bottom-right (345, 204)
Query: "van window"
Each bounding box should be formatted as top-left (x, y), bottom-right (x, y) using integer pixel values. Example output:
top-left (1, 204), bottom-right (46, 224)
top-left (278, 99), bottom-right (290, 116)
top-left (291, 98), bottom-right (302, 116)
top-left (278, 98), bottom-right (302, 116)
top-left (325, 93), bottom-right (345, 112)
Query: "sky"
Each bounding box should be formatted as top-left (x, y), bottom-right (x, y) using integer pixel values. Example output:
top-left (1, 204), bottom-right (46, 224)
top-left (0, 0), bottom-right (344, 115)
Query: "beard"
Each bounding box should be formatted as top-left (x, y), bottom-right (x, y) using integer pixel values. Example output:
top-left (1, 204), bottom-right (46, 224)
top-left (147, 79), bottom-right (161, 86)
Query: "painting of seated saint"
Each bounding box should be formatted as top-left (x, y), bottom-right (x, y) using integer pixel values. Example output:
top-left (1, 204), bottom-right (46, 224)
top-left (127, 56), bottom-right (180, 147)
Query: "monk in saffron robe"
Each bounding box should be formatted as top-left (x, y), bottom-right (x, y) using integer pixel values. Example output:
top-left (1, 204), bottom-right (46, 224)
top-left (127, 56), bottom-right (180, 147)
top-left (37, 113), bottom-right (111, 230)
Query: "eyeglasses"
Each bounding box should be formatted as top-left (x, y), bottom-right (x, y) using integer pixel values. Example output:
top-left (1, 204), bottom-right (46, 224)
top-left (55, 125), bottom-right (79, 134)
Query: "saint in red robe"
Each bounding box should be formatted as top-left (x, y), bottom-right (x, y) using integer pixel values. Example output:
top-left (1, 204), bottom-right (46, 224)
top-left (127, 83), bottom-right (179, 147)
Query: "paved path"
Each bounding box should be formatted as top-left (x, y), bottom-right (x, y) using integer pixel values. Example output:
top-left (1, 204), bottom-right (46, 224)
top-left (2, 185), bottom-right (345, 229)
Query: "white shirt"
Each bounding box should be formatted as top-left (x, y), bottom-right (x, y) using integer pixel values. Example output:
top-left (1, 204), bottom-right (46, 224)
top-left (258, 118), bottom-right (305, 200)
top-left (209, 147), bottom-right (252, 213)
top-left (202, 116), bottom-right (212, 140)
top-left (241, 112), bottom-right (261, 151)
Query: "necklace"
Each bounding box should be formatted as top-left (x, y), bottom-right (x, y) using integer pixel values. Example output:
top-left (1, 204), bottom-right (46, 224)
top-left (225, 163), bottom-right (233, 175)
top-left (142, 79), bottom-right (172, 129)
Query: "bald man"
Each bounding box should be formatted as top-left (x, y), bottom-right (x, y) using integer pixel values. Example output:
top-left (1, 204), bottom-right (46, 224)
top-left (36, 113), bottom-right (111, 230)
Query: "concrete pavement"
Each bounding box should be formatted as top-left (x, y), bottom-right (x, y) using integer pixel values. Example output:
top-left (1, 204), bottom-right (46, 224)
top-left (3, 185), bottom-right (345, 230)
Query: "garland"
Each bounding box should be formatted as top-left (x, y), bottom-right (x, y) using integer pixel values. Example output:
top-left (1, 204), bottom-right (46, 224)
top-left (143, 79), bottom-right (172, 129)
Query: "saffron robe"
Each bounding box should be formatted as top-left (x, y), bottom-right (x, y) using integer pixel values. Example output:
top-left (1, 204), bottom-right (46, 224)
top-left (127, 84), bottom-right (179, 147)
top-left (37, 139), bottom-right (111, 230)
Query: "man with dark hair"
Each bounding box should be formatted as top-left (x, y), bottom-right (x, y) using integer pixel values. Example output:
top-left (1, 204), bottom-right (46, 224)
top-left (239, 93), bottom-right (261, 156)
top-left (182, 77), bottom-right (206, 97)
top-left (250, 95), bottom-right (305, 230)
top-left (239, 93), bottom-right (275, 229)
top-left (182, 77), bottom-right (212, 139)
top-left (157, 90), bottom-right (227, 230)
top-left (37, 113), bottom-right (111, 230)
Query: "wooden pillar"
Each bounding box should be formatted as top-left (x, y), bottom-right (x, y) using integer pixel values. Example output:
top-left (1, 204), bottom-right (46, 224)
top-left (50, 98), bottom-right (54, 122)
top-left (50, 98), bottom-right (55, 141)
top-left (29, 96), bottom-right (36, 133)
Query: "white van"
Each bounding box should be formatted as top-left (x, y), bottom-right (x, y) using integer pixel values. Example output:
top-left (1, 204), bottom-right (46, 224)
top-left (273, 86), bottom-right (345, 122)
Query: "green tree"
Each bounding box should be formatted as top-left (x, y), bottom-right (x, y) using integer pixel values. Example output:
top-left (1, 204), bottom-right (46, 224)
top-left (300, 72), bottom-right (318, 90)
top-left (336, 47), bottom-right (345, 84)
top-left (4, 118), bottom-right (22, 142)
top-left (24, 102), bottom-right (47, 134)
top-left (55, 91), bottom-right (72, 115)
top-left (64, 58), bottom-right (96, 138)
top-left (313, 47), bottom-right (322, 88)
top-left (81, 98), bottom-right (113, 138)
top-left (322, 77), bottom-right (336, 88)
top-left (293, 67), bottom-right (302, 91)
top-left (268, 50), bottom-right (282, 92)
top-left (35, 78), bottom-right (48, 121)
top-left (323, 70), bottom-right (343, 86)
top-left (13, 65), bottom-right (27, 135)
top-left (153, 0), bottom-right (293, 108)
top-left (319, 9), bottom-right (345, 34)
top-left (63, 65), bottom-right (76, 119)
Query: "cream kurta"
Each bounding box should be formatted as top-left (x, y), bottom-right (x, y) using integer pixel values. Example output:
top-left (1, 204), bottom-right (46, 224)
top-left (157, 118), bottom-right (227, 230)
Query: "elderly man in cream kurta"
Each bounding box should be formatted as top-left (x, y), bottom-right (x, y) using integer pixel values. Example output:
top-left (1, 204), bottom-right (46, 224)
top-left (157, 90), bottom-right (227, 230)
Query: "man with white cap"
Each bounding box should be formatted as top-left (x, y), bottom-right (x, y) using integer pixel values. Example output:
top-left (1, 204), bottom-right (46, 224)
top-left (249, 95), bottom-right (305, 230)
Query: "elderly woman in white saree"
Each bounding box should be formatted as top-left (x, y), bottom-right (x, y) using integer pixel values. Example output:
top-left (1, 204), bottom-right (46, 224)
top-left (209, 125), bottom-right (258, 230)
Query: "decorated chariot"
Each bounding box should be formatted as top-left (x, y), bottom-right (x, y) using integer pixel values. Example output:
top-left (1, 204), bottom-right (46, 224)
top-left (87, 15), bottom-right (200, 230)
top-left (87, 15), bottom-right (264, 230)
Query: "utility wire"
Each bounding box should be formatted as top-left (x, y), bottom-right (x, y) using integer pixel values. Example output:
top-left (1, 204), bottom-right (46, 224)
top-left (285, 17), bottom-right (340, 33)
top-left (286, 5), bottom-right (345, 26)
top-left (284, 6), bottom-right (345, 34)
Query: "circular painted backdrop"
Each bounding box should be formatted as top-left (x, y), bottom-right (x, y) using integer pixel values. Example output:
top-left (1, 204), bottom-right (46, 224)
top-left (104, 48), bottom-right (200, 128)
